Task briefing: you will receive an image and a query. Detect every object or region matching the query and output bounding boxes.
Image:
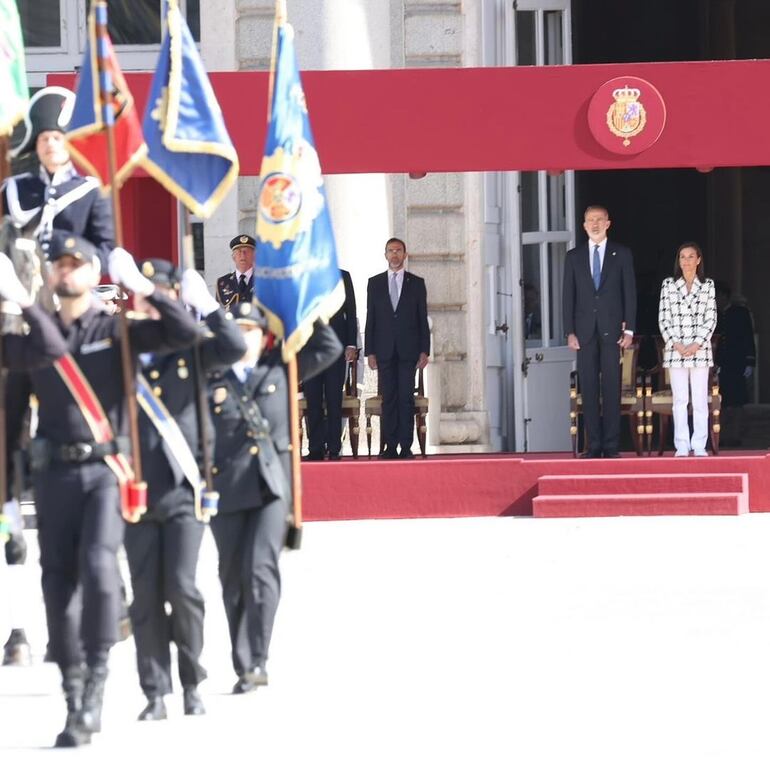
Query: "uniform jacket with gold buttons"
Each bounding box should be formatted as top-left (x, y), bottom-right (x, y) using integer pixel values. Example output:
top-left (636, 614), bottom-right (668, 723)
top-left (138, 308), bottom-right (247, 516)
top-left (208, 322), bottom-right (342, 515)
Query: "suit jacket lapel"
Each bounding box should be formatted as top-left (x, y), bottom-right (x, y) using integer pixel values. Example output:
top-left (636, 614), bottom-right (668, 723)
top-left (599, 242), bottom-right (615, 288)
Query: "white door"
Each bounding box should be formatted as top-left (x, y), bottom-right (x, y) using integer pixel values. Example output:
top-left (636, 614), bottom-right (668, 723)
top-left (511, 0), bottom-right (576, 451)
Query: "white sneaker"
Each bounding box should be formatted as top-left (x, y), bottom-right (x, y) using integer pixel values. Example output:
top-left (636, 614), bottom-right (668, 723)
top-left (674, 450), bottom-right (690, 457)
top-left (692, 449), bottom-right (708, 457)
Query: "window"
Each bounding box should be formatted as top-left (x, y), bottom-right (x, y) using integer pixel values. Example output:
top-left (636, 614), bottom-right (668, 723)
top-left (83, 0), bottom-right (200, 44)
top-left (17, 0), bottom-right (61, 48)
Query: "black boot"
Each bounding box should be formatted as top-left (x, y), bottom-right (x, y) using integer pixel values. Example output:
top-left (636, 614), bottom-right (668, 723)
top-left (78, 665), bottom-right (108, 734)
top-left (137, 696), bottom-right (167, 721)
top-left (2, 628), bottom-right (31, 666)
top-left (54, 666), bottom-right (91, 748)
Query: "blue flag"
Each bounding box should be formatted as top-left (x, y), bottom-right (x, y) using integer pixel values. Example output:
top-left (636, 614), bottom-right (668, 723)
top-left (255, 11), bottom-right (343, 357)
top-left (141, 0), bottom-right (238, 217)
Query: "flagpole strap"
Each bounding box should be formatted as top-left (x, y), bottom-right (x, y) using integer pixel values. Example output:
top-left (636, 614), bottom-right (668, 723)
top-left (53, 354), bottom-right (145, 521)
top-left (136, 373), bottom-right (208, 522)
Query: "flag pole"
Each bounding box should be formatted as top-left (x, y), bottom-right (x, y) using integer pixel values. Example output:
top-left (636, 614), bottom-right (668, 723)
top-left (269, 0), bottom-right (302, 550)
top-left (178, 202), bottom-right (218, 517)
top-left (94, 1), bottom-right (146, 517)
top-left (0, 134), bottom-right (10, 515)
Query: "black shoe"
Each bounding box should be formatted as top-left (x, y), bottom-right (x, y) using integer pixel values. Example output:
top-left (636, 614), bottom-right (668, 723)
top-left (232, 666), bottom-right (268, 694)
top-left (579, 450), bottom-right (602, 459)
top-left (137, 696), bottom-right (167, 721)
top-left (603, 451), bottom-right (621, 459)
top-left (380, 447), bottom-right (399, 459)
top-left (328, 453), bottom-right (342, 461)
top-left (2, 628), bottom-right (31, 666)
top-left (304, 450), bottom-right (325, 461)
top-left (183, 687), bottom-right (206, 716)
top-left (399, 449), bottom-right (415, 459)
top-left (54, 720), bottom-right (92, 748)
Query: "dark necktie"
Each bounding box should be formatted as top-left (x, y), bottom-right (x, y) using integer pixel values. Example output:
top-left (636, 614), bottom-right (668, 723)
top-left (238, 274), bottom-right (248, 300)
top-left (592, 244), bottom-right (601, 290)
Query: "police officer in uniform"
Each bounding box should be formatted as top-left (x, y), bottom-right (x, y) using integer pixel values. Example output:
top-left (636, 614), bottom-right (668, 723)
top-left (4, 232), bottom-right (199, 748)
top-left (215, 234), bottom-right (255, 309)
top-left (2, 86), bottom-right (113, 259)
top-left (208, 303), bottom-right (340, 693)
top-left (124, 260), bottom-right (246, 721)
top-left (1, 86), bottom-right (115, 668)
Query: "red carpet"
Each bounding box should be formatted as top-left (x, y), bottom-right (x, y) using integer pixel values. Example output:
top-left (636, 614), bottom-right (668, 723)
top-left (301, 452), bottom-right (770, 521)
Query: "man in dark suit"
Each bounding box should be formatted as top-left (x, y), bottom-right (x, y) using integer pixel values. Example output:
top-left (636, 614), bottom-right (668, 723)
top-left (216, 234), bottom-right (255, 309)
top-left (365, 238), bottom-right (430, 459)
top-left (304, 269), bottom-right (358, 460)
top-left (563, 205), bottom-right (636, 458)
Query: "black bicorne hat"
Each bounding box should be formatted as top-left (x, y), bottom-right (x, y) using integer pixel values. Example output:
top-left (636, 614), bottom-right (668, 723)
top-left (11, 86), bottom-right (76, 158)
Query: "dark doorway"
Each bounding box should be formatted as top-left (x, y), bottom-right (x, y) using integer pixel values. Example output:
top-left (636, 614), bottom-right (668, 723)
top-left (571, 0), bottom-right (770, 448)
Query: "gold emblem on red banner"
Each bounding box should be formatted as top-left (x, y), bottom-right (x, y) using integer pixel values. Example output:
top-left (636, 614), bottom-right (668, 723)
top-left (606, 86), bottom-right (647, 147)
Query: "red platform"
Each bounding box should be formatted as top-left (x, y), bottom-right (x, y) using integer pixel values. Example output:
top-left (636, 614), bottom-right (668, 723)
top-left (301, 452), bottom-right (770, 521)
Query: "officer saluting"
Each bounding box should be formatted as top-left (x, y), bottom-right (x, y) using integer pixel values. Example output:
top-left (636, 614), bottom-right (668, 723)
top-left (208, 303), bottom-right (340, 693)
top-left (4, 232), bottom-right (199, 748)
top-left (124, 260), bottom-right (245, 722)
top-left (2, 87), bottom-right (113, 258)
top-left (215, 234), bottom-right (255, 309)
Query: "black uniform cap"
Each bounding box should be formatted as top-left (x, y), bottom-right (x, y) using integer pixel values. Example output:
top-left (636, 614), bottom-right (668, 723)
top-left (138, 259), bottom-right (181, 289)
top-left (230, 234), bottom-right (256, 250)
top-left (47, 230), bottom-right (99, 263)
top-left (12, 86), bottom-right (75, 158)
top-left (233, 301), bottom-right (268, 329)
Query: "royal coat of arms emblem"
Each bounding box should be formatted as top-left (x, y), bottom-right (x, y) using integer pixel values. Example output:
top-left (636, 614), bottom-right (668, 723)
top-left (606, 86), bottom-right (647, 146)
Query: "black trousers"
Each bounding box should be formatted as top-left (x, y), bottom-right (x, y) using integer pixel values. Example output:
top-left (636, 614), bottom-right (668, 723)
top-left (34, 461), bottom-right (125, 673)
top-left (577, 333), bottom-right (622, 453)
top-left (209, 495), bottom-right (287, 676)
top-left (378, 352), bottom-right (417, 451)
top-left (304, 353), bottom-right (346, 455)
top-left (123, 485), bottom-right (206, 697)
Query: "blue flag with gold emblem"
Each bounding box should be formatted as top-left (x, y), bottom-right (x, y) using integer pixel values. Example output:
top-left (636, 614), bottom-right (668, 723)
top-left (255, 5), bottom-right (343, 358)
top-left (141, 0), bottom-right (238, 218)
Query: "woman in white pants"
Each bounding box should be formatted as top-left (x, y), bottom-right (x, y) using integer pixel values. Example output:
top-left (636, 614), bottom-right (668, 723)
top-left (658, 242), bottom-right (717, 456)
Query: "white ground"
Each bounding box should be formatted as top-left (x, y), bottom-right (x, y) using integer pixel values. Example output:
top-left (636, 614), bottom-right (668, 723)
top-left (2, 513), bottom-right (770, 769)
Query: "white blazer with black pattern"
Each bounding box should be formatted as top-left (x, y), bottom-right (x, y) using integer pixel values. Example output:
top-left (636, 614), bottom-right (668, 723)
top-left (658, 276), bottom-right (717, 368)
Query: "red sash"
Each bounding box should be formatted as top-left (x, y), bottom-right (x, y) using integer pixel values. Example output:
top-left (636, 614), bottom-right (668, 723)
top-left (53, 354), bottom-right (145, 522)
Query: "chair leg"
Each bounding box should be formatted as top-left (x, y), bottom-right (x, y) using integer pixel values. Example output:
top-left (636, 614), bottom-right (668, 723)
top-left (350, 416), bottom-right (359, 459)
top-left (416, 414), bottom-right (427, 457)
top-left (628, 414), bottom-right (641, 455)
top-left (657, 415), bottom-right (669, 456)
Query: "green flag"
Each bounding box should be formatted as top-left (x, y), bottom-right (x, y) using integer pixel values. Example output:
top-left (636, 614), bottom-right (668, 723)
top-left (0, 0), bottom-right (28, 137)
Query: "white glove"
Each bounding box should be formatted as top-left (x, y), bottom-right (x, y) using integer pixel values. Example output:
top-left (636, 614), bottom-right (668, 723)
top-left (108, 247), bottom-right (155, 296)
top-left (0, 252), bottom-right (32, 308)
top-left (744, 366), bottom-right (754, 379)
top-left (181, 268), bottom-right (219, 316)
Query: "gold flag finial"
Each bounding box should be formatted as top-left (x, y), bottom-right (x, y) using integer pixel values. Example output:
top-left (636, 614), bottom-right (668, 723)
top-left (276, 0), bottom-right (287, 25)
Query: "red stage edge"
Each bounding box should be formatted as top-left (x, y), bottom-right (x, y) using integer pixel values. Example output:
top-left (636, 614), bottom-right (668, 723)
top-left (301, 451), bottom-right (770, 522)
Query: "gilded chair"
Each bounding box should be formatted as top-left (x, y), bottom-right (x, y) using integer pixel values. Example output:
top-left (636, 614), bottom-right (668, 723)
top-left (569, 336), bottom-right (646, 456)
top-left (646, 335), bottom-right (721, 455)
top-left (364, 367), bottom-right (429, 457)
top-left (298, 358), bottom-right (362, 458)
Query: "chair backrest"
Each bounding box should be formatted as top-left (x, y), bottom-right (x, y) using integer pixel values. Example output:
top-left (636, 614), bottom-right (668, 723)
top-left (345, 354), bottom-right (358, 397)
top-left (652, 334), bottom-right (720, 390)
top-left (620, 338), bottom-right (641, 390)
